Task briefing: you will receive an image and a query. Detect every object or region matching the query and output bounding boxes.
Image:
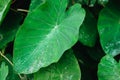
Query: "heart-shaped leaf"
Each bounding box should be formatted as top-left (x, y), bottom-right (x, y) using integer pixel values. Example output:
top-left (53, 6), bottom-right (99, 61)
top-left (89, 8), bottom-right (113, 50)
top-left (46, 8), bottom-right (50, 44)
top-left (0, 0), bottom-right (11, 25)
top-left (98, 54), bottom-right (120, 80)
top-left (34, 50), bottom-right (81, 80)
top-left (0, 62), bottom-right (9, 80)
top-left (13, 0), bottom-right (85, 74)
top-left (98, 1), bottom-right (120, 56)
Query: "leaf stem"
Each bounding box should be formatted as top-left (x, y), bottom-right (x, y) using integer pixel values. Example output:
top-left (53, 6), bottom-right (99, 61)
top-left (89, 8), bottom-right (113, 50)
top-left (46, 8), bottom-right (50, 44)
top-left (0, 51), bottom-right (13, 66)
top-left (10, 8), bottom-right (27, 16)
top-left (17, 9), bottom-right (29, 13)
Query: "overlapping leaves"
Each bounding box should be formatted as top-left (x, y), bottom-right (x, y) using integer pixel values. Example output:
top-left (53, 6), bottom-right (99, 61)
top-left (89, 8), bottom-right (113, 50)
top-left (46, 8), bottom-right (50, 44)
top-left (34, 50), bottom-right (81, 80)
top-left (98, 55), bottom-right (120, 80)
top-left (13, 0), bottom-right (85, 74)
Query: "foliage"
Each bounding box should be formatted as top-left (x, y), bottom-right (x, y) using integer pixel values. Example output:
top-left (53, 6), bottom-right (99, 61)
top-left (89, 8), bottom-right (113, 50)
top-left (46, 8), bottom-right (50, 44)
top-left (98, 54), bottom-right (120, 80)
top-left (0, 0), bottom-right (120, 80)
top-left (0, 62), bottom-right (8, 80)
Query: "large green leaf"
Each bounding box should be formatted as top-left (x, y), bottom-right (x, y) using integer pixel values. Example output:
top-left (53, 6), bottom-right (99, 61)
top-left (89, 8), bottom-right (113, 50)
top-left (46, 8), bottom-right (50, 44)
top-left (0, 0), bottom-right (11, 25)
top-left (0, 10), bottom-right (23, 49)
top-left (34, 50), bottom-right (81, 80)
top-left (13, 0), bottom-right (85, 74)
top-left (0, 62), bottom-right (9, 80)
top-left (79, 9), bottom-right (97, 47)
top-left (98, 1), bottom-right (120, 56)
top-left (98, 54), bottom-right (120, 80)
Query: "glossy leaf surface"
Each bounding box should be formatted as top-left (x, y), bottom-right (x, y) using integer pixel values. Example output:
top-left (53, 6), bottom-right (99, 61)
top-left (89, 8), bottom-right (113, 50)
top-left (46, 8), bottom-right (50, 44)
top-left (13, 0), bottom-right (85, 74)
top-left (98, 1), bottom-right (120, 56)
top-left (34, 50), bottom-right (81, 80)
top-left (98, 54), bottom-right (120, 80)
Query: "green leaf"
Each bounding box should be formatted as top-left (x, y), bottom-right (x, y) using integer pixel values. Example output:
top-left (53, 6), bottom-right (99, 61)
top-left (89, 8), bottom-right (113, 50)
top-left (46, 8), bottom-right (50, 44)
top-left (98, 54), bottom-right (120, 80)
top-left (79, 9), bottom-right (97, 47)
top-left (29, 0), bottom-right (45, 11)
top-left (13, 0), bottom-right (85, 74)
top-left (0, 54), bottom-right (20, 80)
top-left (34, 50), bottom-right (81, 80)
top-left (0, 10), bottom-right (23, 49)
top-left (98, 1), bottom-right (120, 56)
top-left (0, 0), bottom-right (11, 25)
top-left (0, 62), bottom-right (9, 80)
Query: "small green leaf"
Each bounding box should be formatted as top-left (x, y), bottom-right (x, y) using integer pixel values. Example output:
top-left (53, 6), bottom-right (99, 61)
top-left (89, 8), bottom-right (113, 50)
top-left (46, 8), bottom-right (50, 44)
top-left (0, 54), bottom-right (20, 80)
top-left (98, 1), bottom-right (120, 56)
top-left (98, 54), bottom-right (120, 80)
top-left (0, 0), bottom-right (11, 25)
top-left (13, 0), bottom-right (85, 74)
top-left (34, 50), bottom-right (81, 80)
top-left (0, 10), bottom-right (23, 49)
top-left (79, 9), bottom-right (97, 47)
top-left (0, 62), bottom-right (9, 80)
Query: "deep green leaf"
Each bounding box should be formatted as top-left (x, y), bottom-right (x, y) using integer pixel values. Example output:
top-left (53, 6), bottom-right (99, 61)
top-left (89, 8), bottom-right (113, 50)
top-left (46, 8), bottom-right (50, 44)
top-left (79, 9), bottom-right (97, 47)
top-left (0, 0), bottom-right (11, 25)
top-left (98, 54), bottom-right (120, 80)
top-left (13, 0), bottom-right (85, 74)
top-left (34, 50), bottom-right (81, 80)
top-left (0, 10), bottom-right (23, 49)
top-left (98, 1), bottom-right (120, 56)
top-left (0, 62), bottom-right (9, 80)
